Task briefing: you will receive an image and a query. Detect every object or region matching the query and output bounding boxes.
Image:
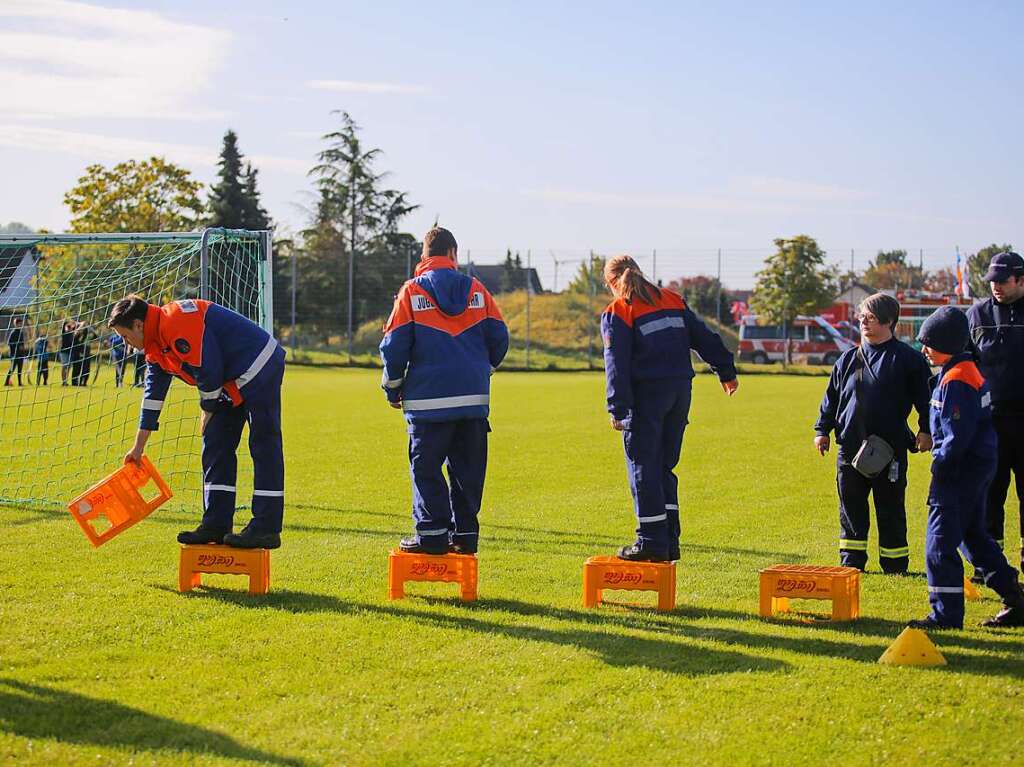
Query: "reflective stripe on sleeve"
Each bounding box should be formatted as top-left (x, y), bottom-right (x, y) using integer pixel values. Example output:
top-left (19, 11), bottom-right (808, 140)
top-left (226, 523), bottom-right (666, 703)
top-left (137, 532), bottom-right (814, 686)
top-left (382, 372), bottom-right (404, 389)
top-left (199, 387), bottom-right (222, 401)
top-left (403, 394), bottom-right (489, 411)
top-left (141, 399), bottom-right (164, 411)
top-left (236, 337), bottom-right (280, 388)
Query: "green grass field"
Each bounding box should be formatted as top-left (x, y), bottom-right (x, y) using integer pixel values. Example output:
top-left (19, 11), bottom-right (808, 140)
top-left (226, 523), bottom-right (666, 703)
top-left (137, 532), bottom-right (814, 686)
top-left (2, 367), bottom-right (1023, 766)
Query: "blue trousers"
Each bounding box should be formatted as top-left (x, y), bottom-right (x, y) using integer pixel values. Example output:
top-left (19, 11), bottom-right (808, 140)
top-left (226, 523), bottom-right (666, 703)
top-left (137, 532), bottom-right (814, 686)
top-left (621, 380), bottom-right (691, 555)
top-left (201, 363), bottom-right (285, 534)
top-left (927, 466), bottom-right (1020, 627)
top-left (408, 419), bottom-right (489, 547)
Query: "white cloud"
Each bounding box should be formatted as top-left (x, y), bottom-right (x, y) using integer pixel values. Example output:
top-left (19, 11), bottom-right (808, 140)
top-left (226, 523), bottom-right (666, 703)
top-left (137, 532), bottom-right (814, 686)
top-left (307, 79), bottom-right (429, 95)
top-left (0, 124), bottom-right (308, 175)
top-left (0, 0), bottom-right (230, 120)
top-left (730, 176), bottom-right (867, 203)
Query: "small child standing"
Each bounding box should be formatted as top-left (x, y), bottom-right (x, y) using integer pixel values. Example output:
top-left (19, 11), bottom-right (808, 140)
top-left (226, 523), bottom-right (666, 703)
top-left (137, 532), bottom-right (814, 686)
top-left (33, 334), bottom-right (49, 385)
top-left (911, 306), bottom-right (1024, 629)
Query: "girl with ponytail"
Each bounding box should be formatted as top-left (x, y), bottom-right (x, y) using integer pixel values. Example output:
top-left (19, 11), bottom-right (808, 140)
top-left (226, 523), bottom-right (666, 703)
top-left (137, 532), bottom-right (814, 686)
top-left (601, 255), bottom-right (739, 562)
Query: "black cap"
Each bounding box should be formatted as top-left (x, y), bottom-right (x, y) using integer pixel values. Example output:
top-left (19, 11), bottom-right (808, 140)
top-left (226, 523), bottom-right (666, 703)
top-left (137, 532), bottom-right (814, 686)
top-left (917, 306), bottom-right (970, 355)
top-left (983, 251), bottom-right (1024, 283)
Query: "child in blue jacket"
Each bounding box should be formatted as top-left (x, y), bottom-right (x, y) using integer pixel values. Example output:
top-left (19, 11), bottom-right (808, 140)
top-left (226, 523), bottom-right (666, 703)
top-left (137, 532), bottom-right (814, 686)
top-left (380, 227), bottom-right (509, 555)
top-left (910, 306), bottom-right (1024, 629)
top-left (601, 256), bottom-right (738, 562)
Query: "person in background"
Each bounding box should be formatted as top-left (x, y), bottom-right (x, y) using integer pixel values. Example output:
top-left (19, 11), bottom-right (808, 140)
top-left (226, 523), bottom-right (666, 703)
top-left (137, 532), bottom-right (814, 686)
top-left (601, 255), bottom-right (738, 562)
top-left (32, 334), bottom-right (49, 386)
top-left (132, 344), bottom-right (146, 387)
top-left (380, 227), bottom-right (509, 555)
top-left (59, 320), bottom-right (75, 386)
top-left (4, 317), bottom-right (26, 386)
top-left (966, 251), bottom-right (1024, 572)
top-left (110, 332), bottom-right (127, 387)
top-left (909, 306), bottom-right (1024, 629)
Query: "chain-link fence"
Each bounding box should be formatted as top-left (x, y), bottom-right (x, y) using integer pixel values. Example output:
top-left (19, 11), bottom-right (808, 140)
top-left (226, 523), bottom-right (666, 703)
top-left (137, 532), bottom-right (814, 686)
top-left (270, 245), bottom-right (973, 370)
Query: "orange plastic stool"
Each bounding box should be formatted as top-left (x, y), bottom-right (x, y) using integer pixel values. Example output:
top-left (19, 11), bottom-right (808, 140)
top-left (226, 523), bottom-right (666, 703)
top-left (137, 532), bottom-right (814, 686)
top-left (582, 556), bottom-right (676, 611)
top-left (388, 550), bottom-right (478, 601)
top-left (759, 564), bottom-right (860, 621)
top-left (67, 457), bottom-right (172, 547)
top-left (179, 545), bottom-right (270, 595)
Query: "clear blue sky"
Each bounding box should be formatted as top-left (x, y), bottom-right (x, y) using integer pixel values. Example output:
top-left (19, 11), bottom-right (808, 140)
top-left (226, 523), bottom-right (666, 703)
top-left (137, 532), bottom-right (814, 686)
top-left (1, 0), bottom-right (1020, 288)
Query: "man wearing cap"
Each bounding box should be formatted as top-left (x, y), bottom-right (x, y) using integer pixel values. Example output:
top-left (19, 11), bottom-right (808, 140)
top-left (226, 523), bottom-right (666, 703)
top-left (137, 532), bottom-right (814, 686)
top-left (967, 251), bottom-right (1024, 569)
top-left (910, 306), bottom-right (1024, 628)
top-left (814, 293), bottom-right (932, 574)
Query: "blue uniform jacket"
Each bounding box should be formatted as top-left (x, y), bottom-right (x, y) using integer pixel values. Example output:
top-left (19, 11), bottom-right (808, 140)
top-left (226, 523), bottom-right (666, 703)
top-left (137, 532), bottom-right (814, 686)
top-left (814, 338), bottom-right (932, 452)
top-left (601, 288), bottom-right (736, 424)
top-left (380, 257), bottom-right (509, 423)
top-left (140, 300), bottom-right (283, 431)
top-left (967, 295), bottom-right (1024, 416)
top-left (927, 354), bottom-right (997, 505)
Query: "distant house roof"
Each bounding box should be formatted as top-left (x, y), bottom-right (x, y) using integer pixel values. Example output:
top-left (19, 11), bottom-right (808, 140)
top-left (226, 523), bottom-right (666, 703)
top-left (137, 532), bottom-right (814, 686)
top-left (462, 263), bottom-right (544, 294)
top-left (0, 246), bottom-right (38, 309)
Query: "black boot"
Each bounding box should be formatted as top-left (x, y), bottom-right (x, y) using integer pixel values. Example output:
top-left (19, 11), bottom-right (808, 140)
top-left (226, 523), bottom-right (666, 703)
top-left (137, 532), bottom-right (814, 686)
top-left (982, 582), bottom-right (1024, 628)
top-left (907, 615), bottom-right (958, 630)
top-left (449, 534), bottom-right (478, 555)
top-left (177, 524), bottom-right (230, 545)
top-left (617, 541), bottom-right (670, 563)
top-left (400, 535), bottom-right (447, 555)
top-left (224, 523), bottom-right (280, 549)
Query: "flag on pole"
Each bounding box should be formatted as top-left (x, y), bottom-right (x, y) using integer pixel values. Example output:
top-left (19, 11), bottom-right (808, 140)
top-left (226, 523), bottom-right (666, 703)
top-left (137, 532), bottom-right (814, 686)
top-left (962, 259), bottom-right (971, 299)
top-left (955, 249), bottom-right (964, 298)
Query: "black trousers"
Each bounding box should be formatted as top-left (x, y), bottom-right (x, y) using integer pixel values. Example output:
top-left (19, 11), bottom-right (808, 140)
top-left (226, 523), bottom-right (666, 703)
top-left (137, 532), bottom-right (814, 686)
top-left (986, 414), bottom-right (1024, 565)
top-left (837, 449), bottom-right (909, 573)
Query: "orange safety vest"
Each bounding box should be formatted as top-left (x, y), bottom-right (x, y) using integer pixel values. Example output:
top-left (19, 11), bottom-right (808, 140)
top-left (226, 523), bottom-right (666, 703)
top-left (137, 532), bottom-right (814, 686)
top-left (143, 300), bottom-right (243, 405)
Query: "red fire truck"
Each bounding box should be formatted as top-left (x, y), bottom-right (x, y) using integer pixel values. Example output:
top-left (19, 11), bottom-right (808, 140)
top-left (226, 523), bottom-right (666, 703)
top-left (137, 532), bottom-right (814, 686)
top-left (738, 315), bottom-right (855, 365)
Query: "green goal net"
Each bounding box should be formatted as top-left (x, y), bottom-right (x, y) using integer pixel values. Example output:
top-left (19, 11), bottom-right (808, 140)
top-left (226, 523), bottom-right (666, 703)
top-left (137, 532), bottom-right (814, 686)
top-left (0, 229), bottom-right (272, 513)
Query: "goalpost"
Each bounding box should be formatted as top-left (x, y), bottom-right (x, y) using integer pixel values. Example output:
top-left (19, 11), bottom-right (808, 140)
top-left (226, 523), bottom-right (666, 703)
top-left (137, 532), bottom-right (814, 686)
top-left (0, 229), bottom-right (273, 511)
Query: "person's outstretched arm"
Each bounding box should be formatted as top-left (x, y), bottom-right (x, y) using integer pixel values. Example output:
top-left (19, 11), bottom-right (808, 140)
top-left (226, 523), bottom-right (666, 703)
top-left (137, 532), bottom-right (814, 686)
top-left (684, 307), bottom-right (738, 392)
top-left (126, 362), bottom-right (171, 463)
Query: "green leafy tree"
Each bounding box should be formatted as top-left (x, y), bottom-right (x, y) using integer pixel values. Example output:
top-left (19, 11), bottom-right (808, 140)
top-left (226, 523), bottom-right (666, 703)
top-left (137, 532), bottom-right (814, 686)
top-left (0, 222), bottom-right (34, 234)
top-left (667, 275), bottom-right (732, 324)
top-left (64, 157), bottom-right (204, 233)
top-left (303, 111), bottom-right (419, 358)
top-left (968, 243), bottom-right (1014, 298)
top-left (862, 248), bottom-right (925, 291)
top-left (208, 131), bottom-right (271, 231)
top-left (750, 235), bottom-right (837, 365)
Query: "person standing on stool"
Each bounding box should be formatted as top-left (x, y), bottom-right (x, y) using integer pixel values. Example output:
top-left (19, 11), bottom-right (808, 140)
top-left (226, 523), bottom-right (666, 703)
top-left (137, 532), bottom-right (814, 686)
top-left (109, 294), bottom-right (286, 549)
top-left (966, 251), bottom-right (1024, 570)
top-left (909, 306), bottom-right (1024, 629)
top-left (814, 293), bottom-right (932, 573)
top-left (601, 256), bottom-right (738, 563)
top-left (380, 227), bottom-right (509, 555)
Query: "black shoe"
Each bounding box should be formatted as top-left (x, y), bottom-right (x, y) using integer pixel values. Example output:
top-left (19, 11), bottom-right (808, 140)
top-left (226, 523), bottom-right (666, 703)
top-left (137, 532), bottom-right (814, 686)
top-left (399, 535), bottom-right (447, 555)
top-left (224, 524), bottom-right (280, 549)
top-left (177, 524), bottom-right (230, 545)
top-left (981, 606), bottom-right (1024, 628)
top-left (907, 616), bottom-right (958, 630)
top-left (617, 541), bottom-right (670, 562)
top-left (668, 545), bottom-right (680, 562)
top-left (449, 540), bottom-right (478, 555)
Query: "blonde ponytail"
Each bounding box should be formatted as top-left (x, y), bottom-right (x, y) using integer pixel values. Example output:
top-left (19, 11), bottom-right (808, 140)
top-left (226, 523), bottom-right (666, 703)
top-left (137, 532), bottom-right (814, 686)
top-left (604, 255), bottom-right (660, 305)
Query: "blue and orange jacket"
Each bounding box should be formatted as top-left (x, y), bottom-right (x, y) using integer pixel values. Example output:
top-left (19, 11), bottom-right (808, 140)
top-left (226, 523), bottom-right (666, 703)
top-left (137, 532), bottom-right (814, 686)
top-left (602, 288), bottom-right (736, 423)
top-left (928, 354), bottom-right (997, 502)
top-left (138, 299), bottom-right (284, 431)
top-left (380, 257), bottom-right (509, 423)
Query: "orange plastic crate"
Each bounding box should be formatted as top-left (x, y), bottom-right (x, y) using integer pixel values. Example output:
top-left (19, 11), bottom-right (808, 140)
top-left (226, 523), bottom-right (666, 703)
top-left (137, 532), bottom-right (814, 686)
top-left (759, 564), bottom-right (860, 621)
top-left (582, 556), bottom-right (676, 611)
top-left (388, 550), bottom-right (478, 601)
top-left (66, 457), bottom-right (172, 547)
top-left (179, 544), bottom-right (270, 595)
